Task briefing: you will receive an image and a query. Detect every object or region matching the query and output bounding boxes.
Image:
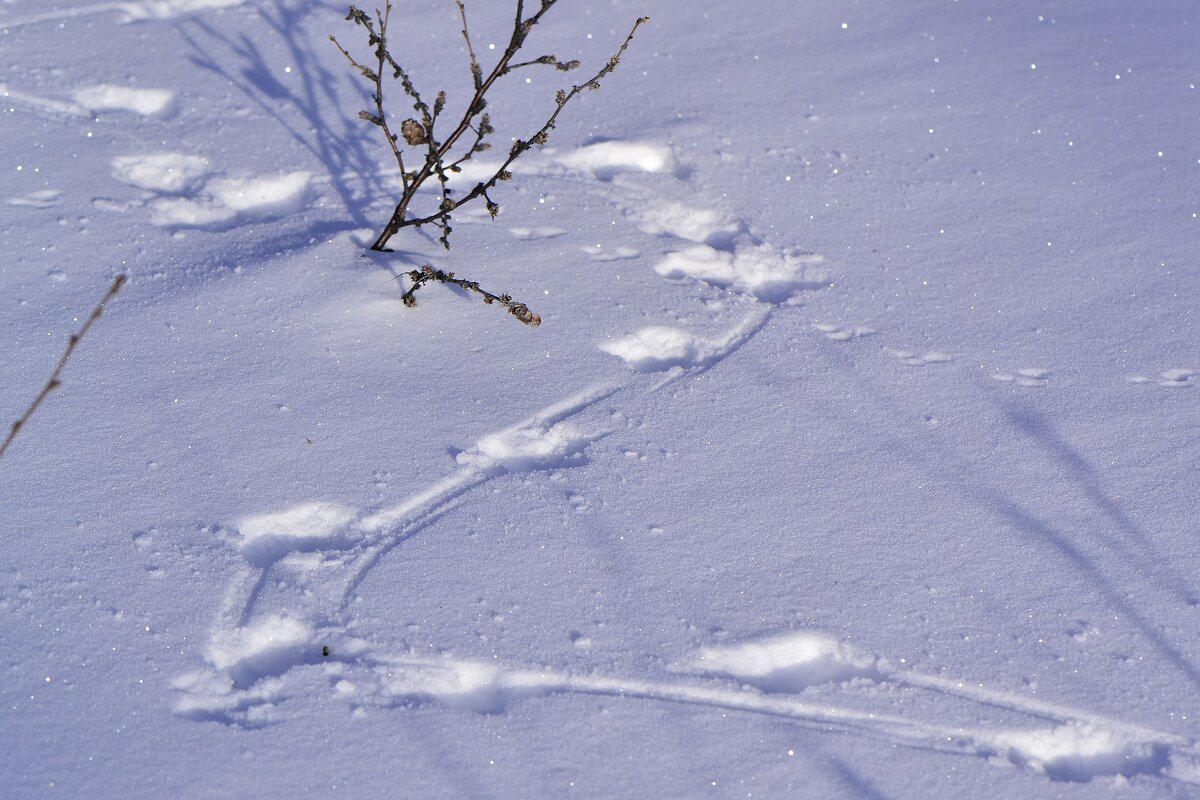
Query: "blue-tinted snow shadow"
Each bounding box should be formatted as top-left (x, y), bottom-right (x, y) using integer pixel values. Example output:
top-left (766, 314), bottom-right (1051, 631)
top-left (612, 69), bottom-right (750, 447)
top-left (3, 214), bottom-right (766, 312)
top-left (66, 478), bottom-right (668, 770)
top-left (177, 2), bottom-right (383, 234)
top-left (1003, 403), bottom-right (1200, 608)
top-left (826, 755), bottom-right (895, 800)
top-left (805, 340), bottom-right (1200, 692)
top-left (176, 2), bottom-right (466, 278)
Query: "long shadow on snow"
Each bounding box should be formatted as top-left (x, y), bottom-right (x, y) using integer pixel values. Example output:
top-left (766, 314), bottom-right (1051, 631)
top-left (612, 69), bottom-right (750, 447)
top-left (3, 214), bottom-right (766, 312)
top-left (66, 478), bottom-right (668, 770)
top-left (806, 339), bottom-right (1200, 692)
top-left (1004, 403), bottom-right (1200, 608)
top-left (176, 2), bottom-right (382, 232)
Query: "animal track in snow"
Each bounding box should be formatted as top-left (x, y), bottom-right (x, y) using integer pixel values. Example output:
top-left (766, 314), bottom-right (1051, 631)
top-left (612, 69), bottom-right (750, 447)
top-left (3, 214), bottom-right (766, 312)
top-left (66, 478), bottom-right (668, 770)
top-left (6, 189), bottom-right (60, 209)
top-left (813, 322), bottom-right (875, 342)
top-left (993, 368), bottom-right (1050, 387)
top-left (655, 243), bottom-right (829, 303)
top-left (1127, 369), bottom-right (1195, 388)
top-left (583, 244), bottom-right (639, 262)
top-left (73, 84), bottom-right (177, 118)
top-left (555, 140), bottom-right (680, 180)
top-left (173, 383), bottom-right (619, 725)
top-left (108, 152), bottom-right (311, 229)
top-left (509, 225), bottom-right (566, 240)
top-left (112, 152), bottom-right (211, 194)
top-left (688, 631), bottom-right (879, 691)
top-left (890, 349), bottom-right (954, 367)
top-left (632, 201), bottom-right (742, 248)
top-left (320, 630), bottom-right (1197, 786)
top-left (600, 307), bottom-right (770, 374)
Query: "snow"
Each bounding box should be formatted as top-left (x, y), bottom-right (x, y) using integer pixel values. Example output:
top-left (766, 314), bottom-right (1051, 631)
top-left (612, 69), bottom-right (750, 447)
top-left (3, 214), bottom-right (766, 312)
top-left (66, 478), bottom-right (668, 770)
top-left (2, 0), bottom-right (1199, 797)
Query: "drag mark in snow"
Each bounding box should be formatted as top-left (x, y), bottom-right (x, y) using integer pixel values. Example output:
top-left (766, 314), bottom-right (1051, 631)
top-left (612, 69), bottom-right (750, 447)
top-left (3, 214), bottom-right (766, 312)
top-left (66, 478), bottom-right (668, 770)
top-left (176, 382), bottom-right (619, 725)
top-left (0, 83), bottom-right (89, 121)
top-left (344, 631), bottom-right (1199, 786)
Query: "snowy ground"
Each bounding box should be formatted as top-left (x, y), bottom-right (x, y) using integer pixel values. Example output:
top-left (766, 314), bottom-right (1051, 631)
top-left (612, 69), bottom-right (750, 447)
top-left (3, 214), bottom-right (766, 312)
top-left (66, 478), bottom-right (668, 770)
top-left (2, 0), bottom-right (1199, 797)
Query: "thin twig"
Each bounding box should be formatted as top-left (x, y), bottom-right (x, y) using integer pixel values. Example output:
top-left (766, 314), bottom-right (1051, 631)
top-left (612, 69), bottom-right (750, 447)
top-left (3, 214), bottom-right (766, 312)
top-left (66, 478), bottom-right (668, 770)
top-left (0, 274), bottom-right (127, 461)
top-left (454, 0), bottom-right (483, 91)
top-left (398, 16), bottom-right (649, 231)
top-left (363, 0), bottom-right (632, 251)
top-left (401, 265), bottom-right (540, 326)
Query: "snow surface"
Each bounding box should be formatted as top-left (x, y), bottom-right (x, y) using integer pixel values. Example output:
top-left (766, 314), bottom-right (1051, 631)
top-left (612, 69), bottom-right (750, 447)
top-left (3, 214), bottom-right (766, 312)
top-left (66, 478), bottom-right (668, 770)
top-left (2, 0), bottom-right (1199, 797)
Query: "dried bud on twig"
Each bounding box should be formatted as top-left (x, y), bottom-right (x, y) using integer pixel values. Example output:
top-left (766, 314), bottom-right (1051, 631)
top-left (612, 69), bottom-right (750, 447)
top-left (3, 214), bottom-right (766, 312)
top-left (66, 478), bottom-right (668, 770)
top-left (401, 118), bottom-right (427, 145)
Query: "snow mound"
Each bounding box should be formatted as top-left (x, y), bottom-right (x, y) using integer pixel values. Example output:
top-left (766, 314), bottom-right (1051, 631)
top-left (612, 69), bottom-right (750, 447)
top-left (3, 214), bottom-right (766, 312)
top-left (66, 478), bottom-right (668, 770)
top-left (988, 724), bottom-right (1170, 782)
top-left (693, 631), bottom-right (878, 691)
top-left (111, 152), bottom-right (211, 194)
top-left (236, 501), bottom-right (358, 566)
top-left (206, 615), bottom-right (313, 687)
top-left (73, 85), bottom-right (177, 118)
top-left (634, 201), bottom-right (742, 247)
top-left (656, 243), bottom-right (829, 303)
top-left (557, 141), bottom-right (679, 179)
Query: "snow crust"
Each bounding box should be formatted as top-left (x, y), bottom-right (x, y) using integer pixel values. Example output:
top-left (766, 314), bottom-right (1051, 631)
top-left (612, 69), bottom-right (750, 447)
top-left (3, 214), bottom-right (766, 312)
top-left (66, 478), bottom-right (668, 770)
top-left (2, 0), bottom-right (1199, 797)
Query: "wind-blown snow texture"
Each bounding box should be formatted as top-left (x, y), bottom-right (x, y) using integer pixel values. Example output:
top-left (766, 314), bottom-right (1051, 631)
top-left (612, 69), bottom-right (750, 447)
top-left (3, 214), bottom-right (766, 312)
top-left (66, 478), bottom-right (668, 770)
top-left (2, 1), bottom-right (1198, 797)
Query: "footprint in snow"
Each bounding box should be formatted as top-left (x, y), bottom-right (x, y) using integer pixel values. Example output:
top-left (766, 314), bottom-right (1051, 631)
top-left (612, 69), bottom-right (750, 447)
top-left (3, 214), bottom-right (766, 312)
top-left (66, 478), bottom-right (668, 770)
top-left (509, 225), bottom-right (566, 241)
top-left (891, 349), bottom-right (954, 367)
top-left (108, 151), bottom-right (312, 230)
top-left (6, 189), bottom-right (61, 209)
top-left (555, 140), bottom-right (682, 181)
top-left (993, 368), bottom-right (1050, 387)
top-left (656, 244), bottom-right (829, 304)
top-left (599, 307), bottom-right (770, 374)
top-left (813, 322), bottom-right (876, 342)
top-left (583, 244), bottom-right (640, 262)
top-left (632, 200), bottom-right (743, 249)
top-left (73, 85), bottom-right (178, 119)
top-left (1126, 369), bottom-right (1195, 388)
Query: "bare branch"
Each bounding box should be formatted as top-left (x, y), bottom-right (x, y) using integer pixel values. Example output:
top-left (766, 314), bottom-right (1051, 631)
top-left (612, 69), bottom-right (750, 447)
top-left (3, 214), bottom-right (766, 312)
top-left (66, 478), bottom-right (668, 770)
top-left (396, 16), bottom-right (650, 232)
top-left (332, 2), bottom-right (647, 323)
top-left (1, 275), bottom-right (127, 461)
